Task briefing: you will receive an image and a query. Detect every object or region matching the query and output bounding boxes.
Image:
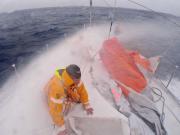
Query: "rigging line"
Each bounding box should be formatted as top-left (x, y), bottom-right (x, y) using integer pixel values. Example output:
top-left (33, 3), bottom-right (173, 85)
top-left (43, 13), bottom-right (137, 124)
top-left (123, 0), bottom-right (180, 70)
top-left (153, 77), bottom-right (180, 124)
top-left (100, 0), bottom-right (118, 38)
top-left (103, 0), bottom-right (179, 58)
top-left (108, 21), bottom-right (113, 38)
top-left (108, 0), bottom-right (117, 38)
top-left (127, 0), bottom-right (180, 72)
top-left (156, 76), bottom-right (180, 106)
top-left (127, 0), bottom-right (180, 28)
top-left (82, 0), bottom-right (118, 75)
top-left (150, 87), bottom-right (165, 122)
top-left (89, 0), bottom-right (93, 26)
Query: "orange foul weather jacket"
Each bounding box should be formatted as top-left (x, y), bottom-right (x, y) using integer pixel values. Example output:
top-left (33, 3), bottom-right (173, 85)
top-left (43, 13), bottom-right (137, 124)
top-left (44, 69), bottom-right (90, 128)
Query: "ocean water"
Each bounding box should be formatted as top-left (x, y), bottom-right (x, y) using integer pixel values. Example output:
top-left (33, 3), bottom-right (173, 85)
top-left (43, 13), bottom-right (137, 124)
top-left (0, 7), bottom-right (180, 86)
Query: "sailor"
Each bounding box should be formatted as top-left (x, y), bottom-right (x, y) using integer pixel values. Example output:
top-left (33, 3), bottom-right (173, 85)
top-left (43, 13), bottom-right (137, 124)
top-left (44, 64), bottom-right (93, 135)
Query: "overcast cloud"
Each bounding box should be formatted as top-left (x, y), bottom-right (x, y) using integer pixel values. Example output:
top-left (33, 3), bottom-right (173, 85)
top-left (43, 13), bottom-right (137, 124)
top-left (0, 0), bottom-right (180, 16)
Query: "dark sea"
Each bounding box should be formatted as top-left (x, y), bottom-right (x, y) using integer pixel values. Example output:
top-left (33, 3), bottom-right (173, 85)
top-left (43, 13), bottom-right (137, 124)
top-left (0, 7), bottom-right (180, 86)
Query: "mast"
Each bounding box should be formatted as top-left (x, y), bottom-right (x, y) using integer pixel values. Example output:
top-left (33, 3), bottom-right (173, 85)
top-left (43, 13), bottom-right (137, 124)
top-left (108, 0), bottom-right (117, 38)
top-left (89, 0), bottom-right (92, 26)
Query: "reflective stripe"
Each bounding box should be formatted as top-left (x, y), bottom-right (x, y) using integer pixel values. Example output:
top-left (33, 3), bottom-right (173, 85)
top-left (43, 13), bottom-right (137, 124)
top-left (55, 69), bottom-right (61, 79)
top-left (50, 97), bottom-right (64, 104)
top-left (83, 102), bottom-right (89, 105)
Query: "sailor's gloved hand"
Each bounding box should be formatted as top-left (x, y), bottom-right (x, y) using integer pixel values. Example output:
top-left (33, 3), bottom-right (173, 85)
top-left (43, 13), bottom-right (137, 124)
top-left (85, 107), bottom-right (94, 115)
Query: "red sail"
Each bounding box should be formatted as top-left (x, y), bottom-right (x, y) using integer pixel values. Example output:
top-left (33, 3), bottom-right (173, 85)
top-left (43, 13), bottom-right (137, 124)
top-left (100, 37), bottom-right (149, 96)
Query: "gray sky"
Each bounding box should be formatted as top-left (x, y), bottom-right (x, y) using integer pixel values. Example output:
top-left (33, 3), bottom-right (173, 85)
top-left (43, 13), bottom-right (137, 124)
top-left (0, 0), bottom-right (180, 16)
